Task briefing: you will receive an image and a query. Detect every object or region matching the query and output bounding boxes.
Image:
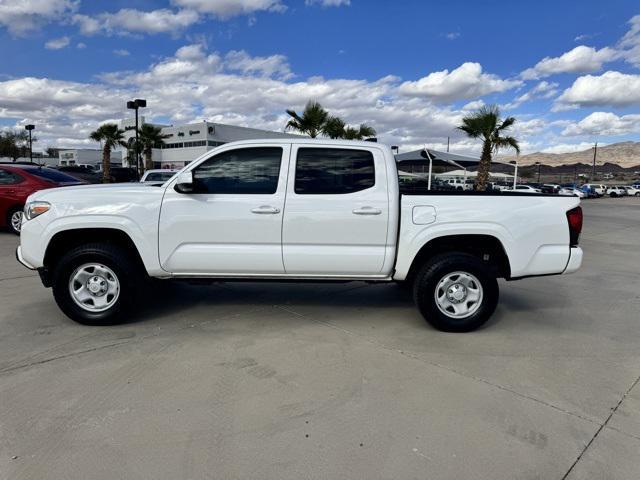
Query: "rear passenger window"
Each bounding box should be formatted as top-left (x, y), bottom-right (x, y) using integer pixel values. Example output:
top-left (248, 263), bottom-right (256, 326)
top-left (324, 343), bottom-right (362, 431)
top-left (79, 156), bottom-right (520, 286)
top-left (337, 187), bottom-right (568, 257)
top-left (295, 148), bottom-right (375, 194)
top-left (0, 170), bottom-right (22, 185)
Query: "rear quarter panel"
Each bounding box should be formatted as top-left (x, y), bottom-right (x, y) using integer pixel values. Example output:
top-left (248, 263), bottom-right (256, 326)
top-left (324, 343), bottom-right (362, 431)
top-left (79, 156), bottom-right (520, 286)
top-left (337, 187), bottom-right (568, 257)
top-left (394, 194), bottom-right (580, 280)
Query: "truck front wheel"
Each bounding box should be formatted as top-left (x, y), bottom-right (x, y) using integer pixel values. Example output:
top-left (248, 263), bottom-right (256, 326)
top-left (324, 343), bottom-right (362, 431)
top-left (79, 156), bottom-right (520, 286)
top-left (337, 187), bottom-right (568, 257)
top-left (413, 253), bottom-right (498, 332)
top-left (52, 243), bottom-right (142, 325)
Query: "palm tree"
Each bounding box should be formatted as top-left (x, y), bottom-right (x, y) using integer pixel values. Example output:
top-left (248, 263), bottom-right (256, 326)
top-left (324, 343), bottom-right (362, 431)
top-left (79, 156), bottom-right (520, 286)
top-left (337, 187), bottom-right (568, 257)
top-left (322, 116), bottom-right (346, 139)
top-left (343, 123), bottom-right (376, 140)
top-left (89, 123), bottom-right (127, 183)
top-left (285, 100), bottom-right (329, 138)
top-left (139, 124), bottom-right (170, 172)
top-left (458, 105), bottom-right (520, 191)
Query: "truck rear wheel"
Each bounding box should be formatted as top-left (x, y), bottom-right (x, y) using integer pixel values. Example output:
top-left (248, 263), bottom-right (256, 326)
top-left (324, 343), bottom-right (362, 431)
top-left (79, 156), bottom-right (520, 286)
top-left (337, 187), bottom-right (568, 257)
top-left (413, 253), bottom-right (498, 332)
top-left (52, 243), bottom-right (142, 325)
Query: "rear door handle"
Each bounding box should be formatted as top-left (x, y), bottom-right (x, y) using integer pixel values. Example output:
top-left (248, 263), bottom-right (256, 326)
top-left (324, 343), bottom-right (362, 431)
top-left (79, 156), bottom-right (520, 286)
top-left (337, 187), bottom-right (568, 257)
top-left (251, 205), bottom-right (280, 214)
top-left (352, 206), bottom-right (382, 215)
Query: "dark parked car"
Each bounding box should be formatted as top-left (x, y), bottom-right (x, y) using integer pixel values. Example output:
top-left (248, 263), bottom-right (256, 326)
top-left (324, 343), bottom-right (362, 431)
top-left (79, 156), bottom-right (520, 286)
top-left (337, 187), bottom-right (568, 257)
top-left (0, 165), bottom-right (85, 234)
top-left (109, 167), bottom-right (138, 183)
top-left (56, 165), bottom-right (104, 184)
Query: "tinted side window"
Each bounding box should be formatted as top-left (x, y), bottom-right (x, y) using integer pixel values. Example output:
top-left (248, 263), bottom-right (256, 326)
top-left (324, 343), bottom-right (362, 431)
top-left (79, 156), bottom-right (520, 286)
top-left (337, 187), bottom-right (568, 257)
top-left (0, 170), bottom-right (22, 185)
top-left (295, 148), bottom-right (375, 194)
top-left (194, 147), bottom-right (282, 194)
top-left (28, 168), bottom-right (79, 183)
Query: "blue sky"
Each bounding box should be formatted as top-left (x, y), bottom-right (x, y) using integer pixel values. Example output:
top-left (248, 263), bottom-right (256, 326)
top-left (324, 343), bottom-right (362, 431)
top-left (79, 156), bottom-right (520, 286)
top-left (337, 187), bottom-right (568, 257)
top-left (0, 0), bottom-right (639, 156)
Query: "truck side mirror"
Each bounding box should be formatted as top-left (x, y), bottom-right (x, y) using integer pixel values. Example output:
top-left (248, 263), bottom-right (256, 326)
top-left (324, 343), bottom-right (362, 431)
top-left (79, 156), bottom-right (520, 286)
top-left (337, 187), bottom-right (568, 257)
top-left (174, 171), bottom-right (195, 193)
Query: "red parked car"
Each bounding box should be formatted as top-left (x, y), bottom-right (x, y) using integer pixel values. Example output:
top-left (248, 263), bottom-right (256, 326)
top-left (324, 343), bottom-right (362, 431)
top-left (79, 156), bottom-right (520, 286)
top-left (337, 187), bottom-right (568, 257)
top-left (0, 164), bottom-right (85, 234)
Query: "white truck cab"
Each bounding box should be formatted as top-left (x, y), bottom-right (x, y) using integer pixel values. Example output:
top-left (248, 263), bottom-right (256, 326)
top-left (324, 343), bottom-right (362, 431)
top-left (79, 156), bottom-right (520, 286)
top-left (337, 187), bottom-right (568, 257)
top-left (17, 139), bottom-right (583, 332)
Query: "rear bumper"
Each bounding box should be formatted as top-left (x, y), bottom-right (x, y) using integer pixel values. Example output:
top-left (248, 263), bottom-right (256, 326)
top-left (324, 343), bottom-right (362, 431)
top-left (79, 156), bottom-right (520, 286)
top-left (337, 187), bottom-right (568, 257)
top-left (563, 247), bottom-right (583, 274)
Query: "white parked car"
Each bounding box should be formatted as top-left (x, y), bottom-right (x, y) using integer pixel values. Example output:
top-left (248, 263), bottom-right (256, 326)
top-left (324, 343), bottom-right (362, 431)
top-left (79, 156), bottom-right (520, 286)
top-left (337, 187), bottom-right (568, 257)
top-left (623, 186), bottom-right (640, 196)
top-left (140, 169), bottom-right (178, 185)
top-left (445, 178), bottom-right (474, 191)
top-left (510, 184), bottom-right (542, 193)
top-left (559, 187), bottom-right (586, 198)
top-left (606, 186), bottom-right (627, 197)
top-left (16, 139), bottom-right (583, 332)
top-left (583, 184), bottom-right (606, 196)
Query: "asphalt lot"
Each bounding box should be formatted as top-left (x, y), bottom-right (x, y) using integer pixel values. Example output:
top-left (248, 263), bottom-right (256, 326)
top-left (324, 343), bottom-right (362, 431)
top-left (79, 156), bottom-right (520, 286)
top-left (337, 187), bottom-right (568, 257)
top-left (1, 197), bottom-right (639, 480)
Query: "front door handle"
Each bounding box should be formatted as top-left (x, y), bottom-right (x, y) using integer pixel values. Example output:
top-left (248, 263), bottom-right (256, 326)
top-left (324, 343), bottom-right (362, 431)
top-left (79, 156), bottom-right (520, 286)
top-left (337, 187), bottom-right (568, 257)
top-left (352, 206), bottom-right (382, 215)
top-left (251, 205), bottom-right (280, 214)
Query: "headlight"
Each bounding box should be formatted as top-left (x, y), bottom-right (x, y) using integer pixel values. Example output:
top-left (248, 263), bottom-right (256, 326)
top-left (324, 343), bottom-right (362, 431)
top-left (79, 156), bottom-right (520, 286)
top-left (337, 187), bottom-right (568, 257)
top-left (24, 201), bottom-right (51, 221)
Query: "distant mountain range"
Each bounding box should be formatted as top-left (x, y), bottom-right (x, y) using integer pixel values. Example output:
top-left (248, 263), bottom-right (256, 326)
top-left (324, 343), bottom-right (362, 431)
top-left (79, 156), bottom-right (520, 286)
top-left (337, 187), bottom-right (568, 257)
top-left (501, 141), bottom-right (640, 169)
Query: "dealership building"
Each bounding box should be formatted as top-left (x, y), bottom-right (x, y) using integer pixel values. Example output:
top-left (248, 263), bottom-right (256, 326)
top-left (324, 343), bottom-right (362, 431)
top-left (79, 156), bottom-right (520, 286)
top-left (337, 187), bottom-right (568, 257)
top-left (54, 119), bottom-right (300, 169)
top-left (119, 118), bottom-right (300, 169)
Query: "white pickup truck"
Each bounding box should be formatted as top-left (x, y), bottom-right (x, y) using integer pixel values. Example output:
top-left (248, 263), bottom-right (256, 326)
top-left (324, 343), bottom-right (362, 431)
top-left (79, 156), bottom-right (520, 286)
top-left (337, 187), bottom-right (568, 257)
top-left (16, 139), bottom-right (583, 332)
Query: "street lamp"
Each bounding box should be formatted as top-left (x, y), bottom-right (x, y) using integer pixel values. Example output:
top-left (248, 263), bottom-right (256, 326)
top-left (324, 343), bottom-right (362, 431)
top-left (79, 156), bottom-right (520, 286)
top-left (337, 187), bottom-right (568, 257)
top-left (126, 98), bottom-right (146, 177)
top-left (509, 160), bottom-right (518, 189)
top-left (25, 124), bottom-right (35, 162)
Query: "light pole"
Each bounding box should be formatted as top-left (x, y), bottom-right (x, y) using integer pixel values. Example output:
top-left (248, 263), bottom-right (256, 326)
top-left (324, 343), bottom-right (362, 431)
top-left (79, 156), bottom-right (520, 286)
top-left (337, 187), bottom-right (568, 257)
top-left (535, 161), bottom-right (541, 183)
top-left (126, 99), bottom-right (146, 178)
top-left (509, 160), bottom-right (518, 189)
top-left (592, 141), bottom-right (598, 180)
top-left (25, 124), bottom-right (35, 162)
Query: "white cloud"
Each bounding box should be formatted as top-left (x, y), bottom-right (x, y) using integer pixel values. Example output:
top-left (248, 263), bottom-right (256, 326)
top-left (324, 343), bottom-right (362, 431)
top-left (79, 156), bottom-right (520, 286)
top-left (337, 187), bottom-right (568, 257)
top-left (0, 44), bottom-right (465, 150)
top-left (461, 100), bottom-right (484, 110)
top-left (574, 34), bottom-right (594, 42)
top-left (620, 14), bottom-right (640, 67)
top-left (521, 46), bottom-right (619, 80)
top-left (503, 80), bottom-right (558, 109)
top-left (444, 32), bottom-right (460, 40)
top-left (45, 36), bottom-right (70, 50)
top-left (0, 0), bottom-right (78, 36)
top-left (399, 62), bottom-right (522, 102)
top-left (561, 112), bottom-right (640, 137)
top-left (556, 71), bottom-right (640, 108)
top-left (539, 142), bottom-right (604, 154)
top-left (224, 50), bottom-right (292, 79)
top-left (113, 49), bottom-right (130, 57)
top-left (76, 42), bottom-right (86, 49)
top-left (305, 0), bottom-right (350, 5)
top-left (511, 118), bottom-right (547, 137)
top-left (170, 0), bottom-right (286, 18)
top-left (73, 9), bottom-right (199, 36)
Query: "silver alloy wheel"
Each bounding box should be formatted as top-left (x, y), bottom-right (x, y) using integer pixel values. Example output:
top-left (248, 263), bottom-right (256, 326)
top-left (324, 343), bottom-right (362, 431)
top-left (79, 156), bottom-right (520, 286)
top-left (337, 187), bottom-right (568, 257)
top-left (434, 271), bottom-right (483, 319)
top-left (69, 263), bottom-right (120, 312)
top-left (10, 210), bottom-right (22, 233)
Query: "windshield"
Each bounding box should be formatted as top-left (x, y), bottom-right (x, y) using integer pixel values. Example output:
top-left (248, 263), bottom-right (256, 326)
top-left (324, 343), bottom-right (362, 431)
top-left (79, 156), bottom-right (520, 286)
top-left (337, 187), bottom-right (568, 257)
top-left (27, 168), bottom-right (80, 183)
top-left (145, 172), bottom-right (175, 181)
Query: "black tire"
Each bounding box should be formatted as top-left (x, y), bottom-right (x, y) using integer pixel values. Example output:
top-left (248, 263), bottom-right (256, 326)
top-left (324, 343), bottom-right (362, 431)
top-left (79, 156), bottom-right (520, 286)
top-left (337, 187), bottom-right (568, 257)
top-left (52, 242), bottom-right (143, 325)
top-left (413, 253), bottom-right (499, 332)
top-left (6, 206), bottom-right (23, 235)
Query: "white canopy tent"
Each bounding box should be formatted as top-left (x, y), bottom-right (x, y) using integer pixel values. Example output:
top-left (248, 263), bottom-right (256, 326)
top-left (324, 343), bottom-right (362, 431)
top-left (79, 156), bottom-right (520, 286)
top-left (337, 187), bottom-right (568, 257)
top-left (395, 148), bottom-right (519, 190)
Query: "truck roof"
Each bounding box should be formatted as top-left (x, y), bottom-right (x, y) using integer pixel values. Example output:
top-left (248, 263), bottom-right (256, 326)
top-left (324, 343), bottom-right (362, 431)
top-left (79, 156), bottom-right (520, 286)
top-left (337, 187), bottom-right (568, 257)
top-left (217, 138), bottom-right (389, 149)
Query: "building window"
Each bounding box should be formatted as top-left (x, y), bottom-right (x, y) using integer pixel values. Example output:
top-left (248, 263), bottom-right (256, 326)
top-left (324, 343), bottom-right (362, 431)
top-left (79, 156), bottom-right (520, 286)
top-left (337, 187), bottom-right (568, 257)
top-left (295, 148), bottom-right (375, 195)
top-left (184, 140), bottom-right (206, 148)
top-left (208, 141), bottom-right (225, 147)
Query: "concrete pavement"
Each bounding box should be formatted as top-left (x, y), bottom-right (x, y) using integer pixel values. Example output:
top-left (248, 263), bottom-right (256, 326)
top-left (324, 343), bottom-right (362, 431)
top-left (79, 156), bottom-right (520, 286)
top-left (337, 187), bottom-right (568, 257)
top-left (1, 197), bottom-right (639, 479)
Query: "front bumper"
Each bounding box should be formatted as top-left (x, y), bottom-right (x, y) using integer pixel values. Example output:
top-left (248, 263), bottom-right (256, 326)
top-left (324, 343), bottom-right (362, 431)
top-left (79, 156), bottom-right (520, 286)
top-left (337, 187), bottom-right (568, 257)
top-left (563, 247), bottom-right (583, 274)
top-left (15, 246), bottom-right (36, 270)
